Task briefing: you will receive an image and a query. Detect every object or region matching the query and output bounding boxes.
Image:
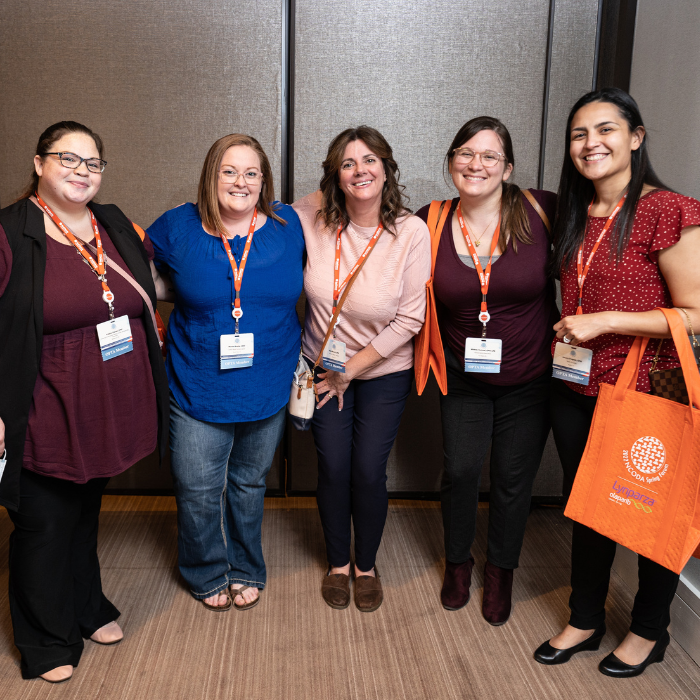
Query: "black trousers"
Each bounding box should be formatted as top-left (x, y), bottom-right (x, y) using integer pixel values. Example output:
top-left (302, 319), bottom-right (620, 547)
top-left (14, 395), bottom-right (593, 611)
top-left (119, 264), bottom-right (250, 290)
top-left (7, 468), bottom-right (119, 678)
top-left (550, 378), bottom-right (679, 641)
top-left (440, 346), bottom-right (551, 568)
top-left (311, 368), bottom-right (412, 572)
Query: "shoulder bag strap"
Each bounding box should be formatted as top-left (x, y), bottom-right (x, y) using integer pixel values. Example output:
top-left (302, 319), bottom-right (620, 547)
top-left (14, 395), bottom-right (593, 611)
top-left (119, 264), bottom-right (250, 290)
top-left (86, 242), bottom-right (163, 349)
top-left (522, 189), bottom-right (551, 237)
top-left (313, 226), bottom-right (384, 369)
top-left (426, 200), bottom-right (451, 275)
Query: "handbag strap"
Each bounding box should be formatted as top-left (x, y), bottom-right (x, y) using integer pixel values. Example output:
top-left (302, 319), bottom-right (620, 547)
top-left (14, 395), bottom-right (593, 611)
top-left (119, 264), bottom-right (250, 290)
top-left (313, 225), bottom-right (384, 369)
top-left (522, 189), bottom-right (552, 238)
top-left (86, 242), bottom-right (163, 349)
top-left (650, 307), bottom-right (697, 373)
top-left (426, 200), bottom-right (451, 275)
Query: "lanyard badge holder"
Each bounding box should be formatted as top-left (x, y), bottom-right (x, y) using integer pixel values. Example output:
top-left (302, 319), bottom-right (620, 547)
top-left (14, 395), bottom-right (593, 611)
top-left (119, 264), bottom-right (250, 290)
top-left (35, 193), bottom-right (133, 361)
top-left (219, 209), bottom-right (256, 369)
top-left (321, 222), bottom-right (383, 373)
top-left (552, 194), bottom-right (626, 385)
top-left (458, 209), bottom-right (502, 374)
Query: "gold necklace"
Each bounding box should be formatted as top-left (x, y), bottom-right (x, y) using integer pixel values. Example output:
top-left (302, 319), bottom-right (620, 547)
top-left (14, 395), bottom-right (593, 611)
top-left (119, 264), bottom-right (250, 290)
top-left (462, 207), bottom-right (499, 247)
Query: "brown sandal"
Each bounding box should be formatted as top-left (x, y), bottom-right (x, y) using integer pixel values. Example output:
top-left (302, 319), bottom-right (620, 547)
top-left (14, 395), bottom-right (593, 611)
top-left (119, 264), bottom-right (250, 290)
top-left (201, 591), bottom-right (232, 612)
top-left (230, 585), bottom-right (261, 610)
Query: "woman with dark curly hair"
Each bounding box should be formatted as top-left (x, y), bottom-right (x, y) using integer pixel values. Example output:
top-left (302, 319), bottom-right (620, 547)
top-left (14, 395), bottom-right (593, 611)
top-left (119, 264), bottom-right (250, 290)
top-left (293, 126), bottom-right (430, 612)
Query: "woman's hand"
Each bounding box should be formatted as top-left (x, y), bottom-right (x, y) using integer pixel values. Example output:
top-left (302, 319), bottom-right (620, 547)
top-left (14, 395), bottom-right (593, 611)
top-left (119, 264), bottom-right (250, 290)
top-left (554, 311), bottom-right (615, 346)
top-left (314, 343), bottom-right (384, 411)
top-left (315, 370), bottom-right (352, 410)
top-left (0, 417), bottom-right (5, 455)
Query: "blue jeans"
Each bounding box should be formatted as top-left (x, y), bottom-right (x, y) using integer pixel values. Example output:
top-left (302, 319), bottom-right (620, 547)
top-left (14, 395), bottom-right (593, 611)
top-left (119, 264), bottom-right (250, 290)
top-left (169, 396), bottom-right (286, 598)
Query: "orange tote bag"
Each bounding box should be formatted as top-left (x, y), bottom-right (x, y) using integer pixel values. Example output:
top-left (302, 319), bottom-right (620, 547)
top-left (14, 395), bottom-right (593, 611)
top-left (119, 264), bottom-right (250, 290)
top-left (565, 307), bottom-right (700, 574)
top-left (414, 200), bottom-right (451, 396)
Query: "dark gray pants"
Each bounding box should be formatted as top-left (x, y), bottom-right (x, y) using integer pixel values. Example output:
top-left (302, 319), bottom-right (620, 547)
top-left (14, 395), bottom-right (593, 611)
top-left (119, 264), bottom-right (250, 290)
top-left (440, 346), bottom-right (551, 568)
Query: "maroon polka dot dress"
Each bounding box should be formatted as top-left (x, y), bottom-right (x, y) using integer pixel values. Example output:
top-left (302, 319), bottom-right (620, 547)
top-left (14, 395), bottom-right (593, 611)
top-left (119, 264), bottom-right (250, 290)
top-left (557, 189), bottom-right (700, 396)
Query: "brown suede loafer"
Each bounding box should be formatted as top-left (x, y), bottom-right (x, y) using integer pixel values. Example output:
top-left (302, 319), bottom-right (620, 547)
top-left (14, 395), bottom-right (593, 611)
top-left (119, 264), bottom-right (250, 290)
top-left (322, 570), bottom-right (351, 609)
top-left (354, 566), bottom-right (383, 613)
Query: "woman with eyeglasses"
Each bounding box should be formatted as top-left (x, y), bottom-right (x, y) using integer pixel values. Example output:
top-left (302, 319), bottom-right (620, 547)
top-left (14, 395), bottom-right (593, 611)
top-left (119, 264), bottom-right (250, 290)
top-left (534, 88), bottom-right (700, 678)
top-left (147, 134), bottom-right (304, 613)
top-left (0, 121), bottom-right (171, 682)
top-left (415, 117), bottom-right (557, 625)
top-left (293, 126), bottom-right (430, 612)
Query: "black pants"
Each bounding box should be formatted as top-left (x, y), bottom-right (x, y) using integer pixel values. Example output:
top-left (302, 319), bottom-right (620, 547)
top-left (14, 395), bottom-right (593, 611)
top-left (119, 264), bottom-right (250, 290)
top-left (311, 368), bottom-right (412, 571)
top-left (440, 346), bottom-right (551, 568)
top-left (550, 378), bottom-right (679, 641)
top-left (7, 468), bottom-right (119, 678)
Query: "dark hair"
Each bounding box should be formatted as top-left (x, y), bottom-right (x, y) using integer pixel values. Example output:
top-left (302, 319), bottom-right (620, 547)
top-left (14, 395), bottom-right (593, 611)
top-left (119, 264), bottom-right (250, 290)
top-left (551, 87), bottom-right (670, 271)
top-left (17, 121), bottom-right (104, 201)
top-left (318, 126), bottom-right (410, 233)
top-left (197, 133), bottom-right (284, 233)
top-left (446, 116), bottom-right (532, 253)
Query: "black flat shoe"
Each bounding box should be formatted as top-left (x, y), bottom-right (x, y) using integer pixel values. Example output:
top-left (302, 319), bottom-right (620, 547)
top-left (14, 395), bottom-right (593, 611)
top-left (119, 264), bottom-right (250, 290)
top-left (534, 624), bottom-right (606, 665)
top-left (598, 631), bottom-right (669, 678)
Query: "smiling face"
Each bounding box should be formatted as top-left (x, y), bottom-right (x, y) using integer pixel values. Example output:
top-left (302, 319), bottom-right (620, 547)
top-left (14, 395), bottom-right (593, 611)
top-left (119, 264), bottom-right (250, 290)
top-left (449, 129), bottom-right (512, 201)
top-left (338, 139), bottom-right (386, 210)
top-left (569, 101), bottom-right (644, 185)
top-left (216, 145), bottom-right (262, 220)
top-left (34, 132), bottom-right (102, 206)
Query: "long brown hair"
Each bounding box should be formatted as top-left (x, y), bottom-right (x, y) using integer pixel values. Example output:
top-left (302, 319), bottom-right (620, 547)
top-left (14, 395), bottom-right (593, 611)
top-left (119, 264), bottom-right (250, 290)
top-left (16, 121), bottom-right (104, 202)
top-left (318, 126), bottom-right (410, 234)
top-left (446, 116), bottom-right (532, 253)
top-left (197, 134), bottom-right (285, 233)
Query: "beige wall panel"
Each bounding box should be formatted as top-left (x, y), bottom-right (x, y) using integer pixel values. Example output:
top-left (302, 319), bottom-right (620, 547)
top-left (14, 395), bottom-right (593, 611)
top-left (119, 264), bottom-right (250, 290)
top-left (630, 0), bottom-right (700, 199)
top-left (292, 0), bottom-right (551, 205)
top-left (542, 0), bottom-right (599, 191)
top-left (0, 0), bottom-right (283, 227)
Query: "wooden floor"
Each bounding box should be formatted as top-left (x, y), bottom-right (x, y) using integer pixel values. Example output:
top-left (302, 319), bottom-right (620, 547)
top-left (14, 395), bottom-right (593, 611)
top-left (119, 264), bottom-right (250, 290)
top-left (0, 497), bottom-right (699, 699)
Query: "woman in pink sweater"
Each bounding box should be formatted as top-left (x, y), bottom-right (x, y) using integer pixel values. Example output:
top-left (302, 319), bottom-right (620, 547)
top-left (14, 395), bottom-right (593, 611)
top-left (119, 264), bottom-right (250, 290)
top-left (293, 126), bottom-right (430, 612)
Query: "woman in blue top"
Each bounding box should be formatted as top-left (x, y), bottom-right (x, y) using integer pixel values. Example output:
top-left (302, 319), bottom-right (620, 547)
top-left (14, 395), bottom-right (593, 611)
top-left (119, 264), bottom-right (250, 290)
top-left (148, 134), bottom-right (304, 611)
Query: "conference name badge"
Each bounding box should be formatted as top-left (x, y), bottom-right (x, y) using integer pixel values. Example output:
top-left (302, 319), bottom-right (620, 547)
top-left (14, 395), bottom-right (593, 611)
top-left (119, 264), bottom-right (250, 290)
top-left (552, 342), bottom-right (592, 385)
top-left (322, 339), bottom-right (346, 373)
top-left (96, 315), bottom-right (133, 361)
top-left (220, 333), bottom-right (254, 369)
top-left (464, 337), bottom-right (502, 374)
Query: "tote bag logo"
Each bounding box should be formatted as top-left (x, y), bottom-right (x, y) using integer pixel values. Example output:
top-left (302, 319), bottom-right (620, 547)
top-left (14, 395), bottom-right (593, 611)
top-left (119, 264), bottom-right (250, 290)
top-left (623, 436), bottom-right (669, 483)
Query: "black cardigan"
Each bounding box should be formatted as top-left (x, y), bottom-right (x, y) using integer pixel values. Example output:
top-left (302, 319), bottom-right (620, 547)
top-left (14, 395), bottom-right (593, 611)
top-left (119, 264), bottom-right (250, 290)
top-left (0, 198), bottom-right (169, 511)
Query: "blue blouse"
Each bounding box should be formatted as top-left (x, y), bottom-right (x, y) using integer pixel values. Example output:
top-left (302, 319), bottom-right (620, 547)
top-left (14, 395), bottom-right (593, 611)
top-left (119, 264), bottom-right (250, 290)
top-left (147, 202), bottom-right (304, 423)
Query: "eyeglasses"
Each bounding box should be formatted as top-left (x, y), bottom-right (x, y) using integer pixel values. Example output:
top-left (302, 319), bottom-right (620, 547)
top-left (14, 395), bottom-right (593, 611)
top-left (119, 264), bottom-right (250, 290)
top-left (219, 168), bottom-right (263, 184)
top-left (43, 152), bottom-right (107, 173)
top-left (452, 149), bottom-right (505, 168)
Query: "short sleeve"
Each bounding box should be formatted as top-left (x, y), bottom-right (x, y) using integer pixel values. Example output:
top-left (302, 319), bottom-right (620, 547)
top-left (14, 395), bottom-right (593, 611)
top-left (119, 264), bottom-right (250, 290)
top-left (649, 191), bottom-right (700, 260)
top-left (146, 207), bottom-right (179, 269)
top-left (0, 223), bottom-right (12, 298)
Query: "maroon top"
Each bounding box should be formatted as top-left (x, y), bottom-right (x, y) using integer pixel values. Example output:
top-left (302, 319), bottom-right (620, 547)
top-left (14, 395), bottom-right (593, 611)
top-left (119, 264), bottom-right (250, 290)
top-left (417, 190), bottom-right (558, 385)
top-left (557, 189), bottom-right (700, 396)
top-left (0, 218), bottom-right (158, 483)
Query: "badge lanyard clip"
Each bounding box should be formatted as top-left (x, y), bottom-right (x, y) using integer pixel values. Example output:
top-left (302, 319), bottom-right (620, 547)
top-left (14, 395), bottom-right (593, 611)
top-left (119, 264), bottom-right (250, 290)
top-left (220, 208), bottom-right (257, 335)
top-left (35, 192), bottom-right (116, 319)
top-left (457, 206), bottom-right (500, 339)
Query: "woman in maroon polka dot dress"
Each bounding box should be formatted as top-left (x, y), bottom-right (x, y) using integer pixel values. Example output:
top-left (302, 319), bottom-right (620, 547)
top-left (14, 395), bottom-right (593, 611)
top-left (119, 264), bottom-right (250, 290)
top-left (534, 88), bottom-right (700, 677)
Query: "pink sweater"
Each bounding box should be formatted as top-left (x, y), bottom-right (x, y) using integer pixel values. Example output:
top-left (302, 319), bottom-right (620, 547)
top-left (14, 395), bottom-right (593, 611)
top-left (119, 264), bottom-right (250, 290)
top-left (294, 191), bottom-right (431, 380)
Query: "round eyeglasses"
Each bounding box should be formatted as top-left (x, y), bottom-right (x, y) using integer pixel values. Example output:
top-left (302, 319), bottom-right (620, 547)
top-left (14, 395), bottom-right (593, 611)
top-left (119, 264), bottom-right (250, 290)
top-left (219, 168), bottom-right (263, 185)
top-left (43, 152), bottom-right (107, 173)
top-left (452, 149), bottom-right (505, 168)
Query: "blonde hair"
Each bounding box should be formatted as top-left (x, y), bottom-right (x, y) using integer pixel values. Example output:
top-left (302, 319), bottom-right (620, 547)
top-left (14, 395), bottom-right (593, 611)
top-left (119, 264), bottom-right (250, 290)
top-left (197, 134), bottom-right (285, 233)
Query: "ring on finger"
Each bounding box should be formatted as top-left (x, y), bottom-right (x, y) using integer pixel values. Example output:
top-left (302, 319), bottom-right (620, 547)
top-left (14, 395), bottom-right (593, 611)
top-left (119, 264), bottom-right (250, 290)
top-left (563, 335), bottom-right (572, 344)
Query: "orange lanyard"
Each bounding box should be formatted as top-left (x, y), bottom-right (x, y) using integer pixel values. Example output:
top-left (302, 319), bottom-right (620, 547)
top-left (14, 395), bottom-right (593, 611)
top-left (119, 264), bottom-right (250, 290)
top-left (35, 192), bottom-right (115, 319)
top-left (576, 194), bottom-right (626, 315)
top-left (332, 221), bottom-right (383, 311)
top-left (219, 208), bottom-right (256, 332)
top-left (457, 207), bottom-right (501, 336)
